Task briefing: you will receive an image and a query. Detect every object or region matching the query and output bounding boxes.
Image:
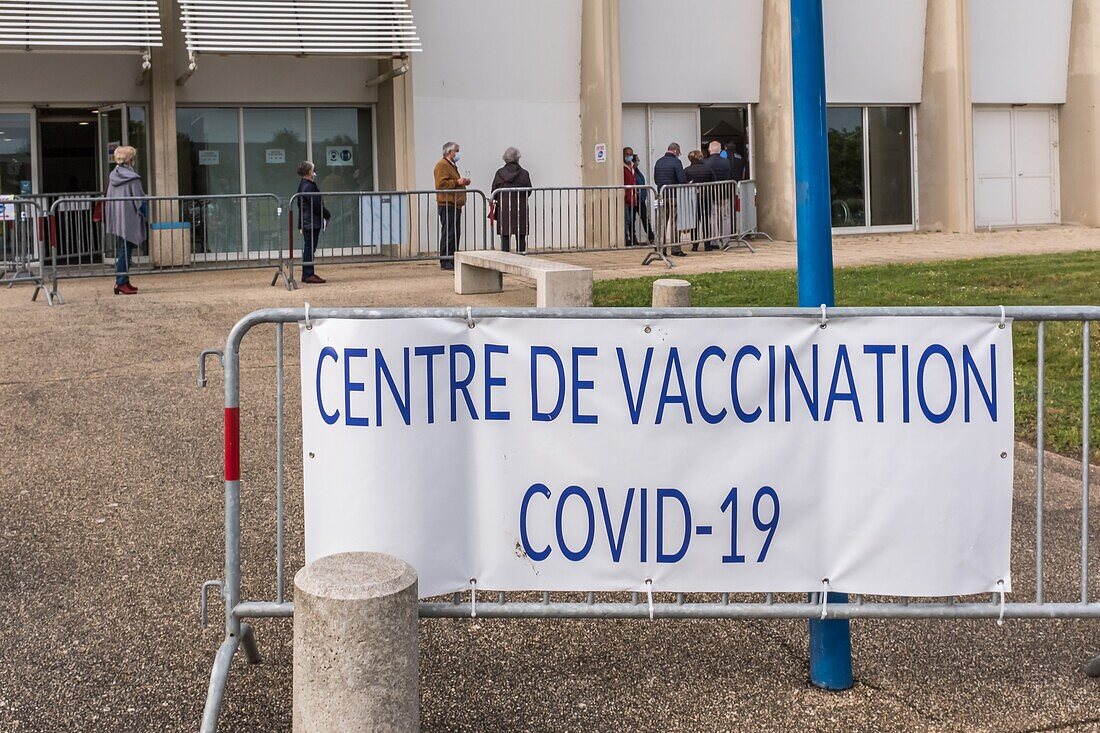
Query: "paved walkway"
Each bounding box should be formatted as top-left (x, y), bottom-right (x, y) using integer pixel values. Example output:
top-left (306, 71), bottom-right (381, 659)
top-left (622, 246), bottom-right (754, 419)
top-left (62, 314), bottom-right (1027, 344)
top-left (0, 226), bottom-right (1098, 732)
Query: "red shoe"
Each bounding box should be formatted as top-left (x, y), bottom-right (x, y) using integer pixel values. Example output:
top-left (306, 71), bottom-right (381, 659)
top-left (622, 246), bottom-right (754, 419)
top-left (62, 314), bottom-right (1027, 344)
top-left (303, 274), bottom-right (326, 284)
top-left (115, 283), bottom-right (138, 295)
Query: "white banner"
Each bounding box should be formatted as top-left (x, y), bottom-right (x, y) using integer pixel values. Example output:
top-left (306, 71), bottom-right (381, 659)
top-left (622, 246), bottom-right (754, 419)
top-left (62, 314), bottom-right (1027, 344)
top-left (301, 316), bottom-right (1014, 599)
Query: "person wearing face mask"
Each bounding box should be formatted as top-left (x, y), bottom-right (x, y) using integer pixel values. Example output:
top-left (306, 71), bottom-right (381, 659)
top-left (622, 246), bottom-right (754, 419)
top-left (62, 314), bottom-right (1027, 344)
top-left (296, 160), bottom-right (331, 284)
top-left (434, 141), bottom-right (472, 271)
top-left (623, 147), bottom-right (640, 246)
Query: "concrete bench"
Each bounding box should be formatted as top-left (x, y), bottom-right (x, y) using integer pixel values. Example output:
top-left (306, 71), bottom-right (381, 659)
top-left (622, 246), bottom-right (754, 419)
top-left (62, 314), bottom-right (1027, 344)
top-left (454, 250), bottom-right (593, 307)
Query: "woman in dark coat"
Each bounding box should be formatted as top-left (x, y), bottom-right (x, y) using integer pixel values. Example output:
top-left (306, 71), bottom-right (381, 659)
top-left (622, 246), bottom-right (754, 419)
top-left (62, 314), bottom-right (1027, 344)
top-left (490, 147), bottom-right (533, 253)
top-left (296, 160), bottom-right (330, 284)
top-left (684, 150), bottom-right (716, 251)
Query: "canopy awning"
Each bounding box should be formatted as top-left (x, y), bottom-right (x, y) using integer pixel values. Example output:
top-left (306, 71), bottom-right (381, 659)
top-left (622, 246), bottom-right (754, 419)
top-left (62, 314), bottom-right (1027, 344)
top-left (0, 0), bottom-right (161, 49)
top-left (178, 0), bottom-right (421, 56)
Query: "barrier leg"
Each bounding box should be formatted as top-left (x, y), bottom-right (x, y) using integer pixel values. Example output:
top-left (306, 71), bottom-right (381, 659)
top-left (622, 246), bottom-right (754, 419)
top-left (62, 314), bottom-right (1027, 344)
top-left (200, 634), bottom-right (241, 733)
top-left (642, 244), bottom-right (674, 268)
top-left (239, 621), bottom-right (263, 665)
top-left (809, 593), bottom-right (853, 689)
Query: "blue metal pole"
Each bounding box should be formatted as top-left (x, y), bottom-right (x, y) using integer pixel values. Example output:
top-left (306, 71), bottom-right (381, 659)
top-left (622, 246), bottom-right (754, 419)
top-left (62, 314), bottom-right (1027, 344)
top-left (790, 0), bottom-right (853, 691)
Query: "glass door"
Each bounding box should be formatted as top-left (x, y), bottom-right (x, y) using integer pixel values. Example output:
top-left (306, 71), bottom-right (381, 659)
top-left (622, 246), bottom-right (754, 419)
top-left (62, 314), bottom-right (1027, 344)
top-left (97, 104), bottom-right (150, 190)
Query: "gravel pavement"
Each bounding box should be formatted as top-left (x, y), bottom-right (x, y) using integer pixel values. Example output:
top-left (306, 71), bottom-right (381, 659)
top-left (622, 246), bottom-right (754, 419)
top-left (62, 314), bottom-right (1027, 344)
top-left (1, 235), bottom-right (1099, 732)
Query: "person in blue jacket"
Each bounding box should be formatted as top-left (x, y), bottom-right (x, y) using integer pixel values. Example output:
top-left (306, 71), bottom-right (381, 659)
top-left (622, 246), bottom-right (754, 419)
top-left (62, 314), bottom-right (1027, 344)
top-left (296, 161), bottom-right (331, 284)
top-left (652, 143), bottom-right (688, 257)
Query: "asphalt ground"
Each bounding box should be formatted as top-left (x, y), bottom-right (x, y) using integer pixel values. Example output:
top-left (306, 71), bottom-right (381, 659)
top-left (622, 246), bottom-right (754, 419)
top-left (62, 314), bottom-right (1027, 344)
top-left (1, 244), bottom-right (1098, 732)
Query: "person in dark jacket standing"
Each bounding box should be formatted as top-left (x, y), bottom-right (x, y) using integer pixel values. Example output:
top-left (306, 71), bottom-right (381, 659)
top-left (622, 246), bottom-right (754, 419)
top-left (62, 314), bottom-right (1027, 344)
top-left (491, 147), bottom-right (533, 253)
top-left (296, 161), bottom-right (330, 284)
top-left (652, 143), bottom-right (688, 257)
top-left (104, 146), bottom-right (146, 295)
top-left (684, 150), bottom-right (716, 251)
top-left (704, 141), bottom-right (733, 250)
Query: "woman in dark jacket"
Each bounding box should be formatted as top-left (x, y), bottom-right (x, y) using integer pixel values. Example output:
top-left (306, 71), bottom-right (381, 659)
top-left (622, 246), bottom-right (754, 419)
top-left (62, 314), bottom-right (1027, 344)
top-left (490, 147), bottom-right (533, 253)
top-left (296, 161), bottom-right (331, 284)
top-left (684, 150), bottom-right (715, 251)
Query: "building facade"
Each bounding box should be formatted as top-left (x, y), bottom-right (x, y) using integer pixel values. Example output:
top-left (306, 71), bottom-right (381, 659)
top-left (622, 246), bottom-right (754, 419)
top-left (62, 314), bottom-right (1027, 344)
top-left (1, 0), bottom-right (1097, 247)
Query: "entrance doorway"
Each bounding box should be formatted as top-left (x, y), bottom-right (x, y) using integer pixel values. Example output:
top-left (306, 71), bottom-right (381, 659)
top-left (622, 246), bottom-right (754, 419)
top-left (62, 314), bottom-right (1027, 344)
top-left (974, 106), bottom-right (1060, 228)
top-left (37, 109), bottom-right (98, 194)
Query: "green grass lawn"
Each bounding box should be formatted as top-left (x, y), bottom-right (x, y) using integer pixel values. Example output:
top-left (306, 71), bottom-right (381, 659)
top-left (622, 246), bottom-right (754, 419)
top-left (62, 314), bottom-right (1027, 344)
top-left (594, 251), bottom-right (1100, 462)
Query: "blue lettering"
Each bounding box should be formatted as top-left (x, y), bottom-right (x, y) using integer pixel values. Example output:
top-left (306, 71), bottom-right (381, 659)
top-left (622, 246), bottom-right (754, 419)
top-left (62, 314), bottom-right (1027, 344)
top-left (963, 344), bottom-right (997, 422)
top-left (656, 488), bottom-right (691, 563)
top-left (598, 487), bottom-right (634, 563)
top-left (531, 346), bottom-right (566, 422)
top-left (555, 486), bottom-right (595, 561)
top-left (343, 348), bottom-right (370, 427)
top-left (317, 346), bottom-right (340, 425)
top-left (375, 348), bottom-right (411, 426)
top-left (571, 347), bottom-right (599, 424)
top-left (484, 344), bottom-right (509, 421)
top-left (519, 483), bottom-right (552, 562)
top-left (863, 345), bottom-right (896, 423)
top-left (449, 344), bottom-right (478, 422)
top-left (825, 345), bottom-right (863, 422)
top-left (656, 347), bottom-right (693, 424)
top-left (784, 345), bottom-right (819, 421)
top-left (731, 345), bottom-right (763, 423)
top-left (414, 345), bottom-right (445, 424)
top-left (696, 346), bottom-right (728, 424)
top-left (917, 344), bottom-right (957, 424)
top-left (617, 347), bottom-right (653, 425)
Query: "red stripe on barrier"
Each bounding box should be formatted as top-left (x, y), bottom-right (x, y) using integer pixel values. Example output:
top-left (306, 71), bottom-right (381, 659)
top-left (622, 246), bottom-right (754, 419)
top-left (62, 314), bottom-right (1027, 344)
top-left (224, 407), bottom-right (240, 482)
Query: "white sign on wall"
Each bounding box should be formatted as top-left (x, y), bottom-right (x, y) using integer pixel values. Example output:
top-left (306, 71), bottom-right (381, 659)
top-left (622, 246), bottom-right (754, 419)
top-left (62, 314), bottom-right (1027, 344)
top-left (301, 316), bottom-right (1015, 599)
top-left (266, 149), bottom-right (286, 165)
top-left (594, 143), bottom-right (608, 164)
top-left (198, 150), bottom-right (220, 166)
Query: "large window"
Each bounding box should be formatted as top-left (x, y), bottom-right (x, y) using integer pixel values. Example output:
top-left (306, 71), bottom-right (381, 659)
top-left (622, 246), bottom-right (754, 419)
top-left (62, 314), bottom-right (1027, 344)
top-left (828, 106), bottom-right (914, 231)
top-left (175, 106), bottom-right (375, 258)
top-left (0, 113), bottom-right (33, 196)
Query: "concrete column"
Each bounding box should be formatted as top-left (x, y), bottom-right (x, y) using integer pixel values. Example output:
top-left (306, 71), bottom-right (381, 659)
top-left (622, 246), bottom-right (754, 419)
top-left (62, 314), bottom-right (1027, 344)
top-left (755, 0), bottom-right (797, 243)
top-left (148, 0), bottom-right (186, 265)
top-left (1061, 0), bottom-right (1100, 227)
top-left (580, 0), bottom-right (622, 188)
top-left (293, 552), bottom-right (419, 733)
top-left (376, 56), bottom-right (417, 192)
top-left (916, 0), bottom-right (974, 234)
top-left (651, 279), bottom-right (692, 308)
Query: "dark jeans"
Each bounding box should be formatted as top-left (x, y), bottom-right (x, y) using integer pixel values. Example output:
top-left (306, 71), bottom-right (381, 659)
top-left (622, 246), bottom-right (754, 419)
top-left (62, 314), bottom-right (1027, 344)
top-left (633, 203), bottom-right (653, 243)
top-left (301, 228), bottom-right (321, 278)
top-left (500, 234), bottom-right (527, 253)
top-left (115, 236), bottom-right (135, 286)
top-left (438, 205), bottom-right (462, 265)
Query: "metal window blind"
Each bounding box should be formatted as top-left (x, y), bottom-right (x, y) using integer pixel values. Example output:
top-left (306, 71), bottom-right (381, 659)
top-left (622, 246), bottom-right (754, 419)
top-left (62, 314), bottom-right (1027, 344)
top-left (179, 0), bottom-right (421, 55)
top-left (0, 0), bottom-right (162, 48)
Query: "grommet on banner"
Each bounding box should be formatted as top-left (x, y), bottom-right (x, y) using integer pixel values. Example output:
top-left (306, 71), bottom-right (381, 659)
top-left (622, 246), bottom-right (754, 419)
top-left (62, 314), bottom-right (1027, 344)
top-left (999, 305), bottom-right (1007, 330)
top-left (820, 578), bottom-right (830, 619)
top-left (819, 304), bottom-right (828, 330)
top-left (304, 302), bottom-right (312, 331)
top-left (470, 578), bottom-right (477, 619)
top-left (645, 579), bottom-right (654, 621)
top-left (466, 307), bottom-right (476, 330)
top-left (997, 579), bottom-right (1006, 626)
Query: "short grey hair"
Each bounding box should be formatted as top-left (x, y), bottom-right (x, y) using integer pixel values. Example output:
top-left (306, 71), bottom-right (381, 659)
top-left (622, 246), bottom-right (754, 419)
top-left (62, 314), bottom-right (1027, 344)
top-left (667, 142), bottom-right (681, 154)
top-left (502, 147), bottom-right (521, 164)
top-left (442, 141), bottom-right (460, 156)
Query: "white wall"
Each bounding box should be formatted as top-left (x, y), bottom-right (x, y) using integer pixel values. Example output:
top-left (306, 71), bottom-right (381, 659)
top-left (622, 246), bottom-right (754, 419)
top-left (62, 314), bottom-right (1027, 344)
top-left (619, 0), bottom-right (763, 104)
top-left (176, 55), bottom-right (381, 105)
top-left (823, 0), bottom-right (926, 104)
top-left (969, 0), bottom-right (1073, 104)
top-left (411, 0), bottom-right (583, 191)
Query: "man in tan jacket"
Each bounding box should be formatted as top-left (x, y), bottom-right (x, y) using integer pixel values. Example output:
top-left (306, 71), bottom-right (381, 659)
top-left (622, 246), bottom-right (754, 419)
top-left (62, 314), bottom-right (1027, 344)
top-left (434, 141), bottom-right (471, 270)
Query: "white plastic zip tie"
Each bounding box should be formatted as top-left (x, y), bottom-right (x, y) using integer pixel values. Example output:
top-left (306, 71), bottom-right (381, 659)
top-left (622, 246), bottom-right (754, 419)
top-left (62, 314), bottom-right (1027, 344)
top-left (820, 304), bottom-right (828, 329)
top-left (645, 579), bottom-right (654, 621)
top-left (997, 580), bottom-right (1006, 627)
top-left (304, 302), bottom-right (312, 330)
top-left (466, 306), bottom-right (475, 329)
top-left (821, 578), bottom-right (830, 620)
top-left (470, 578), bottom-right (477, 619)
top-left (999, 305), bottom-right (1007, 329)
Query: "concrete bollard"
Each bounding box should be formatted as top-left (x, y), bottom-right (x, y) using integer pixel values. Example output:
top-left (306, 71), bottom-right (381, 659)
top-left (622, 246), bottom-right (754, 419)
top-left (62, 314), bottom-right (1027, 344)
top-left (652, 278), bottom-right (692, 308)
top-left (293, 552), bottom-right (419, 733)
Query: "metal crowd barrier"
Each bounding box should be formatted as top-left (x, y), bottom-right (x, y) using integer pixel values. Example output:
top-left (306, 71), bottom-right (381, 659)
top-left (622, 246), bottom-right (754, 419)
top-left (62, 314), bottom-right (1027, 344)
top-left (285, 189), bottom-right (491, 288)
top-left (644, 180), bottom-right (756, 267)
top-left (196, 305), bottom-right (1099, 733)
top-left (0, 198), bottom-right (59, 305)
top-left (488, 184), bottom-right (657, 255)
top-left (45, 193), bottom-right (287, 295)
top-left (730, 179), bottom-right (773, 248)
